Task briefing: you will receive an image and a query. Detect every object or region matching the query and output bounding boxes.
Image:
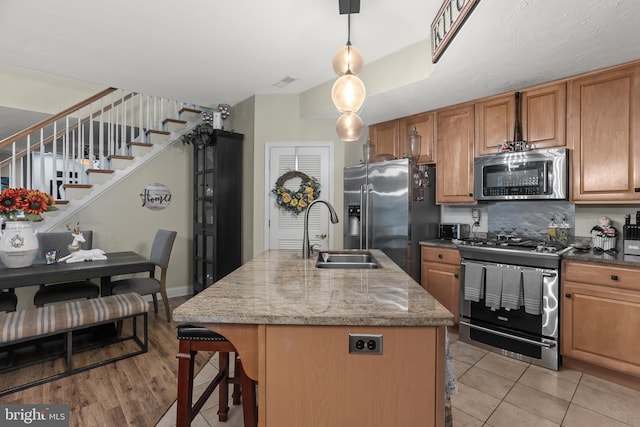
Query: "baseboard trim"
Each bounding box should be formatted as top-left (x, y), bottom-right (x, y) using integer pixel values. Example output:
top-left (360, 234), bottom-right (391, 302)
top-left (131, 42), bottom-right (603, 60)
top-left (562, 357), bottom-right (640, 392)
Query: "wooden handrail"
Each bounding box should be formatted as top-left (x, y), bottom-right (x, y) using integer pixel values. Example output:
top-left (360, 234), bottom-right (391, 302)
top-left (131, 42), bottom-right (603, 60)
top-left (0, 87), bottom-right (118, 149)
top-left (0, 90), bottom-right (136, 168)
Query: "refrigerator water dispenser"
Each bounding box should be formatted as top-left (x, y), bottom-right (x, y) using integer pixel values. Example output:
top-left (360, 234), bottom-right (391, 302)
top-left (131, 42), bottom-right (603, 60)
top-left (348, 205), bottom-right (360, 236)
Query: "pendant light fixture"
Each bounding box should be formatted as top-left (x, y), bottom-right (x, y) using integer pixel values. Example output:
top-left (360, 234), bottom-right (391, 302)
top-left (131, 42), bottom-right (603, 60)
top-left (332, 0), bottom-right (365, 142)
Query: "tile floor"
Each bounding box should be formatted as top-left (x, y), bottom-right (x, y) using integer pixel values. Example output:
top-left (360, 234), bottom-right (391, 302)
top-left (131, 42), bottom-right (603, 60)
top-left (156, 332), bottom-right (640, 427)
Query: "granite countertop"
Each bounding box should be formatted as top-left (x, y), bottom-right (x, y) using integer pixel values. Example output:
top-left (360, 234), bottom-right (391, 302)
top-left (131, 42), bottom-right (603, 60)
top-left (561, 247), bottom-right (640, 267)
top-left (173, 249), bottom-right (453, 327)
top-left (420, 239), bottom-right (459, 249)
top-left (420, 239), bottom-right (640, 268)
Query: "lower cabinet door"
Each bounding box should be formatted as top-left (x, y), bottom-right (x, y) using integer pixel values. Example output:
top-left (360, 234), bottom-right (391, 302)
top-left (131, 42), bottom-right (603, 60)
top-left (562, 281), bottom-right (640, 377)
top-left (422, 262), bottom-right (460, 324)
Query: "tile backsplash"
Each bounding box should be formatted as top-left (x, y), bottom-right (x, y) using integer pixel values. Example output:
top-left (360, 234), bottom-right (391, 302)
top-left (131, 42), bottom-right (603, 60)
top-left (441, 203), bottom-right (640, 241)
top-left (487, 201), bottom-right (574, 241)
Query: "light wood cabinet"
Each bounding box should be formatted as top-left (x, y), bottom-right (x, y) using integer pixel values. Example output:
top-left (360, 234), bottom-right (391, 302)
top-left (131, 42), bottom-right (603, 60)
top-left (400, 112), bottom-right (436, 164)
top-left (475, 83), bottom-right (566, 156)
top-left (568, 64), bottom-right (640, 203)
top-left (421, 246), bottom-right (461, 324)
top-left (436, 103), bottom-right (476, 204)
top-left (475, 93), bottom-right (514, 156)
top-left (521, 82), bottom-right (566, 149)
top-left (264, 324), bottom-right (445, 427)
top-left (369, 119), bottom-right (400, 159)
top-left (561, 260), bottom-right (640, 378)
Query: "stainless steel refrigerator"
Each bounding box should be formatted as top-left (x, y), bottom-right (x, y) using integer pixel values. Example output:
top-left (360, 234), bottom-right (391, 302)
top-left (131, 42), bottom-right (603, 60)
top-left (343, 158), bottom-right (440, 282)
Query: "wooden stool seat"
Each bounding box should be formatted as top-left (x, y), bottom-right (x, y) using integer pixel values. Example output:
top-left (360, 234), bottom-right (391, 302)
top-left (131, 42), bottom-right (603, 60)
top-left (176, 324), bottom-right (257, 427)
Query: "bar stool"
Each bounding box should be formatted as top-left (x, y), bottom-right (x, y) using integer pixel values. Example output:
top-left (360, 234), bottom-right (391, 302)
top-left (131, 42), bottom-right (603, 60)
top-left (176, 324), bottom-right (257, 427)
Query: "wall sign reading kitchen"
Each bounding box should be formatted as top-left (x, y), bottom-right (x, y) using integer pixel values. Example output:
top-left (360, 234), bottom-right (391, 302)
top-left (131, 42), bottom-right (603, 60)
top-left (140, 183), bottom-right (171, 210)
top-left (431, 0), bottom-right (479, 62)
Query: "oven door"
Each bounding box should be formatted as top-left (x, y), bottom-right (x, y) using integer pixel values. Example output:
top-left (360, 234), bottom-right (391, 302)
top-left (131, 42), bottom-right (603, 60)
top-left (459, 260), bottom-right (560, 370)
top-left (459, 318), bottom-right (559, 370)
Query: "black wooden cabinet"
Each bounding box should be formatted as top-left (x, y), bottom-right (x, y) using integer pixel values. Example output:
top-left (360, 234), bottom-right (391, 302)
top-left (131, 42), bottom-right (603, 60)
top-left (193, 129), bottom-right (243, 293)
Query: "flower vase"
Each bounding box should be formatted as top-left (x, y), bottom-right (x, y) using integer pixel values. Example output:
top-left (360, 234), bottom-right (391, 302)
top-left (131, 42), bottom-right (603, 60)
top-left (0, 221), bottom-right (39, 268)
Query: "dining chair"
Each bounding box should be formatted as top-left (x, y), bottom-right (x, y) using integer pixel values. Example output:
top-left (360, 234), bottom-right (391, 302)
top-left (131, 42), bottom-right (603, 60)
top-left (33, 231), bottom-right (100, 307)
top-left (0, 289), bottom-right (18, 312)
top-left (110, 229), bottom-right (177, 321)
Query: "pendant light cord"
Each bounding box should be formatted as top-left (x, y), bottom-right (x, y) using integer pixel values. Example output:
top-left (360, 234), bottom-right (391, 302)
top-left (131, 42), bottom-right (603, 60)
top-left (346, 13), bottom-right (352, 73)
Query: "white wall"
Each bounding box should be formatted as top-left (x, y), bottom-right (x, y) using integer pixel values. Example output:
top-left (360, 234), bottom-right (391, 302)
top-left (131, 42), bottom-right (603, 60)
top-left (233, 94), bottom-right (346, 257)
top-left (16, 142), bottom-right (193, 309)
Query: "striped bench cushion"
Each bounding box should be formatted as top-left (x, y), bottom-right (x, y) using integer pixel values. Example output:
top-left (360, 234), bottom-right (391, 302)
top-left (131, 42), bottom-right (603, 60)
top-left (0, 292), bottom-right (147, 344)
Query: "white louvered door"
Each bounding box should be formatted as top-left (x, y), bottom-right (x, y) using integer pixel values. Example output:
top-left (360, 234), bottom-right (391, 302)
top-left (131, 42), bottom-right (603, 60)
top-left (266, 144), bottom-right (332, 251)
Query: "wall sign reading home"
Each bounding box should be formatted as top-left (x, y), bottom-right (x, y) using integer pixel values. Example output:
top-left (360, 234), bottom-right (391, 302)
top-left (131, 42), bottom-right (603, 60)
top-left (140, 183), bottom-right (171, 210)
top-left (431, 0), bottom-right (479, 62)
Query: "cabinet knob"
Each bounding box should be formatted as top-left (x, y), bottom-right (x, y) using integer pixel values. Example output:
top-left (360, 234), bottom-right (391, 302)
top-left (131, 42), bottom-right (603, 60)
top-left (469, 193), bottom-right (473, 197)
top-left (438, 254), bottom-right (443, 259)
top-left (611, 275), bottom-right (619, 281)
top-left (565, 293), bottom-right (572, 298)
top-left (454, 273), bottom-right (459, 279)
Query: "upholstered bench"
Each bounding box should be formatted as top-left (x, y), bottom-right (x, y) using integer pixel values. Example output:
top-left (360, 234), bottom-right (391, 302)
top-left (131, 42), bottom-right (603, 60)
top-left (0, 292), bottom-right (148, 396)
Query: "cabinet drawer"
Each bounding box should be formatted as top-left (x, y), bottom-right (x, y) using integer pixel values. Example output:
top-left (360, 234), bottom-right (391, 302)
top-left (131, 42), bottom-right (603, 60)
top-left (422, 246), bottom-right (460, 265)
top-left (563, 260), bottom-right (640, 292)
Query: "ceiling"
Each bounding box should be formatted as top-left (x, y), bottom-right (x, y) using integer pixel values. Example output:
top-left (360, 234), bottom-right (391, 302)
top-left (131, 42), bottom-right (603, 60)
top-left (1, 0), bottom-right (640, 138)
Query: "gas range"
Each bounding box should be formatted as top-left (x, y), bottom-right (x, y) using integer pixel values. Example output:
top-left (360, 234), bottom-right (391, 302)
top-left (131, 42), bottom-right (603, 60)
top-left (457, 238), bottom-right (571, 269)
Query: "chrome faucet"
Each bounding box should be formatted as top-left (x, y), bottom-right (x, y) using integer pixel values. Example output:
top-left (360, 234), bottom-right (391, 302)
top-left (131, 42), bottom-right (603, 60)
top-left (302, 199), bottom-right (339, 259)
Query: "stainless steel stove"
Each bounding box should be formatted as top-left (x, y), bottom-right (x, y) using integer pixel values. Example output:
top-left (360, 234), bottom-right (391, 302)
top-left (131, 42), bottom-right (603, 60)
top-left (458, 237), bottom-right (565, 370)
top-left (458, 239), bottom-right (571, 269)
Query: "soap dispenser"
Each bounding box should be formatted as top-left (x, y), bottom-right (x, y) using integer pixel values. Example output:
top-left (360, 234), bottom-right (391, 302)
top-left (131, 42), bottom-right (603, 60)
top-left (548, 215), bottom-right (558, 243)
top-left (558, 214), bottom-right (570, 245)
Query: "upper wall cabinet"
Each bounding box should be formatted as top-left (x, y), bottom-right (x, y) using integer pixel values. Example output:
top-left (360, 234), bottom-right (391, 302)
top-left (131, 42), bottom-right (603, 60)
top-left (475, 94), bottom-right (515, 156)
top-left (400, 112), bottom-right (436, 164)
top-left (522, 82), bottom-right (566, 149)
top-left (369, 120), bottom-right (400, 159)
top-left (475, 83), bottom-right (566, 156)
top-left (568, 64), bottom-right (640, 203)
top-left (436, 103), bottom-right (476, 204)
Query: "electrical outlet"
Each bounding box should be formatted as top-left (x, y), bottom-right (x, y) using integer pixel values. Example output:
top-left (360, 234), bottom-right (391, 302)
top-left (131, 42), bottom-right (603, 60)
top-left (348, 333), bottom-right (383, 355)
top-left (472, 208), bottom-right (481, 226)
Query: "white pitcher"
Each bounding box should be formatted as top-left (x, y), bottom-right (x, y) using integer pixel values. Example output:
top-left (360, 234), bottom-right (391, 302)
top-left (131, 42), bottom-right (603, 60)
top-left (0, 221), bottom-right (39, 268)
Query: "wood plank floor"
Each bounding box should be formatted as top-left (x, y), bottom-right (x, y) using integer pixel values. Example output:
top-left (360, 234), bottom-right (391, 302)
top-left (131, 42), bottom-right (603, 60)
top-left (0, 296), bottom-right (209, 427)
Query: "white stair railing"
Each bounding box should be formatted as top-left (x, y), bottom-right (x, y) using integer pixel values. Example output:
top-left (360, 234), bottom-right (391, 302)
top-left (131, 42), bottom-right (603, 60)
top-left (0, 88), bottom-right (202, 201)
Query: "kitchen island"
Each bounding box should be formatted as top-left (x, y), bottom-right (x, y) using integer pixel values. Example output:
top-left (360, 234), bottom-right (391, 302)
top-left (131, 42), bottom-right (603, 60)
top-left (173, 249), bottom-right (453, 427)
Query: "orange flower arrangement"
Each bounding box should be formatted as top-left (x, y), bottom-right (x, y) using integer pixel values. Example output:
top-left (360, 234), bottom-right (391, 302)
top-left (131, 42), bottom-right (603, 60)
top-left (0, 188), bottom-right (58, 222)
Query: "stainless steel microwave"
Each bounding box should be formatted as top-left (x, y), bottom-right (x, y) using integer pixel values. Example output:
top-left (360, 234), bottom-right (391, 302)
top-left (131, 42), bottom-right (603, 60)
top-left (474, 148), bottom-right (569, 201)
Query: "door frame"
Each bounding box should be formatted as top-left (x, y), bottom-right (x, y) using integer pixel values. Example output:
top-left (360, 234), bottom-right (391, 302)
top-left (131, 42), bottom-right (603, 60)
top-left (263, 141), bottom-right (335, 250)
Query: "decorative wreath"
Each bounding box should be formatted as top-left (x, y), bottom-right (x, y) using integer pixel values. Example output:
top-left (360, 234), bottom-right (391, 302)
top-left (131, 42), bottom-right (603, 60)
top-left (272, 171), bottom-right (321, 215)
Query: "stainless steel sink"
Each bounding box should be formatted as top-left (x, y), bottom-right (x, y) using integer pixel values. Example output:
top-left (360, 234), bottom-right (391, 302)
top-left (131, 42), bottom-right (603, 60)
top-left (315, 251), bottom-right (380, 269)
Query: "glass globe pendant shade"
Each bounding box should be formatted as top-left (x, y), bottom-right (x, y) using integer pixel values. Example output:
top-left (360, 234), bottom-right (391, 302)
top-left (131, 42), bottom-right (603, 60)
top-left (331, 73), bottom-right (366, 113)
top-left (332, 44), bottom-right (363, 76)
top-left (336, 113), bottom-right (364, 142)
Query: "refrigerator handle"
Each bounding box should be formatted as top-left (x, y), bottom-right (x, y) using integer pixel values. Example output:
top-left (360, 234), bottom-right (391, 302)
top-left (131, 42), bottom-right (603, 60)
top-left (359, 184), bottom-right (365, 250)
top-left (364, 183), bottom-right (371, 250)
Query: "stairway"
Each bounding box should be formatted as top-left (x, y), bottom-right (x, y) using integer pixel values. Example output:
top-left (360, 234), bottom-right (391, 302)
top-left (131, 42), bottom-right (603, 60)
top-left (0, 89), bottom-right (208, 231)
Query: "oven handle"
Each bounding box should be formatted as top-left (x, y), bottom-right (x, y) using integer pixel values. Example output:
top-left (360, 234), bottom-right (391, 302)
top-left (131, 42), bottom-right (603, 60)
top-left (460, 321), bottom-right (556, 348)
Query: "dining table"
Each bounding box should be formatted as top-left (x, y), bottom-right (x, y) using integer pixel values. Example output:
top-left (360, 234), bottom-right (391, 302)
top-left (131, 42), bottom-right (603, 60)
top-left (0, 251), bottom-right (155, 296)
